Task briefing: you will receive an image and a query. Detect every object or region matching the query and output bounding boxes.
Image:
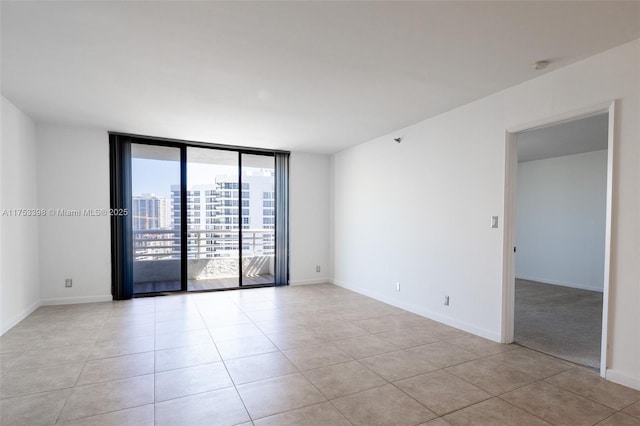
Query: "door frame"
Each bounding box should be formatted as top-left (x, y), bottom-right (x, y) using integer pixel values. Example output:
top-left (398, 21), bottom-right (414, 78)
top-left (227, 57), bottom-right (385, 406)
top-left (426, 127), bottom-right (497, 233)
top-left (110, 132), bottom-right (286, 298)
top-left (501, 100), bottom-right (617, 378)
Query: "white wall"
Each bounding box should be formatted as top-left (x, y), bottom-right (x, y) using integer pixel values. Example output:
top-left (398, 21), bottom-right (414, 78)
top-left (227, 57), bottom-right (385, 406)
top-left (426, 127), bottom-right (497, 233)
top-left (332, 39), bottom-right (640, 389)
top-left (36, 124), bottom-right (112, 304)
top-left (289, 152), bottom-right (332, 284)
top-left (333, 96), bottom-right (507, 341)
top-left (34, 125), bottom-right (331, 298)
top-left (1, 96), bottom-right (40, 334)
top-left (516, 151), bottom-right (607, 292)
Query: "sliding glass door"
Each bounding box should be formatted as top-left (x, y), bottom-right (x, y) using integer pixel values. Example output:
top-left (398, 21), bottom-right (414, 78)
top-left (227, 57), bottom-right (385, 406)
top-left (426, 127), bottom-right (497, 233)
top-left (185, 150), bottom-right (276, 290)
top-left (186, 148), bottom-right (241, 290)
top-left (109, 134), bottom-right (285, 298)
top-left (241, 154), bottom-right (275, 285)
top-left (131, 144), bottom-right (181, 294)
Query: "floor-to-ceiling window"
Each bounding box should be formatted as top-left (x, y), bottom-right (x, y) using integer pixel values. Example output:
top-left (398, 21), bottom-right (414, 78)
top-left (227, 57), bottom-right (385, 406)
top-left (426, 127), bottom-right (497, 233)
top-left (240, 153), bottom-right (276, 286)
top-left (186, 148), bottom-right (241, 291)
top-left (109, 134), bottom-right (287, 299)
top-left (131, 144), bottom-right (182, 294)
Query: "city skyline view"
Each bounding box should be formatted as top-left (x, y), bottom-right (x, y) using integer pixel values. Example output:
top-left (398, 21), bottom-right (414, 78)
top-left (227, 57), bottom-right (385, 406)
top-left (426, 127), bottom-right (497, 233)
top-left (130, 144), bottom-right (277, 292)
top-left (131, 148), bottom-right (275, 275)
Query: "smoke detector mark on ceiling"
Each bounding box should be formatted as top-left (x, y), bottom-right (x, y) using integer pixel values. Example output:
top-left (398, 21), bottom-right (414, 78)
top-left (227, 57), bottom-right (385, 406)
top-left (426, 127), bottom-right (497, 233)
top-left (533, 60), bottom-right (550, 71)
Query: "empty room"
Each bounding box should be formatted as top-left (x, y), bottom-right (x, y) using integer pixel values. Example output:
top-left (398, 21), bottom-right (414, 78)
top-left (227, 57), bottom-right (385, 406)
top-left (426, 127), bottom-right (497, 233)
top-left (514, 114), bottom-right (610, 370)
top-left (1, 2), bottom-right (639, 425)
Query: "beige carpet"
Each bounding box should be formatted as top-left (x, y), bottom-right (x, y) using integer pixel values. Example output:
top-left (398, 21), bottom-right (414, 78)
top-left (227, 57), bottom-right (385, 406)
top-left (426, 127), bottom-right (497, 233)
top-left (515, 278), bottom-right (602, 369)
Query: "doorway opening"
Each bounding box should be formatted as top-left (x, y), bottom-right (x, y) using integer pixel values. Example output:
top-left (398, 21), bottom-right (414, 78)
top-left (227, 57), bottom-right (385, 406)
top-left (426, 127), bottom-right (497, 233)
top-left (502, 102), bottom-right (615, 376)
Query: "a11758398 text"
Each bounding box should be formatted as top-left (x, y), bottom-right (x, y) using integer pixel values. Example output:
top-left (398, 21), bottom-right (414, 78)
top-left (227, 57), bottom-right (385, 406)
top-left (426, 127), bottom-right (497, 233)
top-left (1, 208), bottom-right (128, 217)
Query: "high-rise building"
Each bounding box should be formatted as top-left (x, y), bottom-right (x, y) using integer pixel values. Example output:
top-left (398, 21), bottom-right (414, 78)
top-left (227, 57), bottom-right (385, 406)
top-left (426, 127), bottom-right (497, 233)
top-left (131, 194), bottom-right (172, 260)
top-left (170, 170), bottom-right (275, 259)
top-left (131, 193), bottom-right (169, 230)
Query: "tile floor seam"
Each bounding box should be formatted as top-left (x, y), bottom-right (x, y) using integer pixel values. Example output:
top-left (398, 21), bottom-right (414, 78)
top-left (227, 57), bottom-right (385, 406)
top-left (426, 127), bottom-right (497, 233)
top-left (494, 394), bottom-right (556, 425)
top-left (49, 372), bottom-right (80, 423)
top-left (0, 384), bottom-right (75, 403)
top-left (369, 368), bottom-right (436, 385)
top-left (442, 358), bottom-right (540, 397)
top-left (539, 370), bottom-right (637, 411)
top-left (442, 395), bottom-right (496, 418)
top-left (231, 370), bottom-right (304, 389)
top-left (299, 358), bottom-right (362, 375)
top-left (279, 344), bottom-right (349, 372)
top-left (5, 358), bottom-right (85, 374)
top-left (324, 399), bottom-right (356, 426)
top-left (435, 397), bottom-right (492, 423)
top-left (506, 342), bottom-right (582, 370)
top-left (624, 408), bottom-right (640, 421)
top-left (77, 367), bottom-right (155, 387)
top-left (353, 355), bottom-right (402, 383)
top-left (235, 303), bottom-right (327, 422)
top-left (436, 338), bottom-right (485, 356)
top-left (256, 377), bottom-right (331, 421)
top-left (591, 411), bottom-right (628, 426)
top-left (619, 399), bottom-right (640, 412)
top-left (154, 384), bottom-right (237, 403)
top-left (155, 358), bottom-right (224, 372)
top-left (154, 358), bottom-right (221, 374)
top-left (196, 298), bottom-right (253, 424)
top-left (48, 329), bottom-right (104, 425)
top-left (243, 395), bottom-right (325, 422)
top-left (388, 380), bottom-right (461, 417)
top-left (301, 362), bottom-right (388, 401)
top-left (325, 386), bottom-right (385, 426)
top-left (500, 379), bottom-right (618, 424)
top-left (53, 402), bottom-right (154, 425)
top-left (494, 390), bottom-right (562, 425)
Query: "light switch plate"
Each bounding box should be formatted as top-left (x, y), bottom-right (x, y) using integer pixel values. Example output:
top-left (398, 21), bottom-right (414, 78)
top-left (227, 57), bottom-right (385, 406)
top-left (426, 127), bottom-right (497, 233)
top-left (491, 216), bottom-right (498, 228)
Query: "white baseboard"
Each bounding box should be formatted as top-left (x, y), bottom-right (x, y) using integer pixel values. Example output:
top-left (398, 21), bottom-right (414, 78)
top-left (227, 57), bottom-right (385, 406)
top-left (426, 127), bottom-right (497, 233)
top-left (331, 279), bottom-right (501, 343)
top-left (1, 299), bottom-right (41, 336)
top-left (516, 275), bottom-right (603, 293)
top-left (606, 369), bottom-right (640, 390)
top-left (289, 278), bottom-right (331, 286)
top-left (40, 295), bottom-right (113, 305)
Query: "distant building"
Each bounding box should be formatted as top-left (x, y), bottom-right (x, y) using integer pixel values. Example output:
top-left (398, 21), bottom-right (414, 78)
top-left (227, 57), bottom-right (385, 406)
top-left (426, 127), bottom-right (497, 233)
top-left (171, 170), bottom-right (275, 259)
top-left (131, 193), bottom-right (169, 230)
top-left (131, 194), bottom-right (172, 260)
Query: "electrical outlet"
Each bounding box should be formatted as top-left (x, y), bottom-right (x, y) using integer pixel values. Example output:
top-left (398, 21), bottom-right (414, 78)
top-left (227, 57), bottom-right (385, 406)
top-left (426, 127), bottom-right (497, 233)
top-left (65, 278), bottom-right (73, 288)
top-left (444, 295), bottom-right (450, 306)
top-left (316, 265), bottom-right (321, 273)
top-left (396, 282), bottom-right (400, 291)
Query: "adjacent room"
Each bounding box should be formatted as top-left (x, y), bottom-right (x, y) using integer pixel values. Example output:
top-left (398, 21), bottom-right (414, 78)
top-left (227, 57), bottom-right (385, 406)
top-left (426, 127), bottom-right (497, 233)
top-left (1, 2), bottom-right (639, 425)
top-left (514, 113), bottom-right (609, 369)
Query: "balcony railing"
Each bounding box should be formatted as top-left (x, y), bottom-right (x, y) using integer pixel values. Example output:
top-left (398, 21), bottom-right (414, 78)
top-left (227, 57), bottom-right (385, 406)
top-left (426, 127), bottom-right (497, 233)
top-left (133, 228), bottom-right (275, 284)
top-left (133, 228), bottom-right (274, 261)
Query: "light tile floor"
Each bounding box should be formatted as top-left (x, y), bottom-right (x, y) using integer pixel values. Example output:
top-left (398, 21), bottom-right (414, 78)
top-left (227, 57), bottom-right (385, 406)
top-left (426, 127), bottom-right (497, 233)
top-left (1, 283), bottom-right (639, 425)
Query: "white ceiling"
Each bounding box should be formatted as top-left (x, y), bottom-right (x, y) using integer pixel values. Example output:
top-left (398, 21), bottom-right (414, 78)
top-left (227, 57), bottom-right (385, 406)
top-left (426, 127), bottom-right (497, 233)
top-left (2, 2), bottom-right (639, 154)
top-left (517, 113), bottom-right (609, 163)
